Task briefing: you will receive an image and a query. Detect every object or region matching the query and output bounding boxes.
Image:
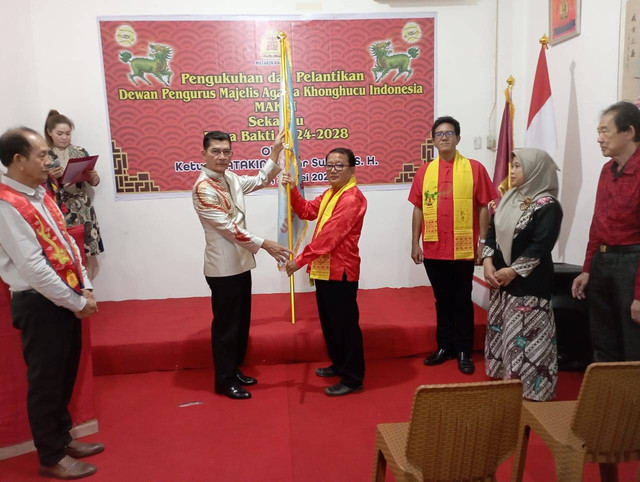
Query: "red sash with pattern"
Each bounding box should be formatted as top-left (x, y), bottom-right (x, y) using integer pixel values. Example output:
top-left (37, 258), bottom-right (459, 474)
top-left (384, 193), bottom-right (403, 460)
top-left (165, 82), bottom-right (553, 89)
top-left (0, 184), bottom-right (83, 293)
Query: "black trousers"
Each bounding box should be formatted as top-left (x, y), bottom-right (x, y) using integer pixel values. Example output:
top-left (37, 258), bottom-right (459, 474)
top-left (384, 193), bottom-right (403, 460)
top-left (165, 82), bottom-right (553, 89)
top-left (206, 271), bottom-right (252, 388)
top-left (315, 277), bottom-right (364, 388)
top-left (423, 259), bottom-right (475, 353)
top-left (588, 249), bottom-right (640, 361)
top-left (11, 290), bottom-right (82, 467)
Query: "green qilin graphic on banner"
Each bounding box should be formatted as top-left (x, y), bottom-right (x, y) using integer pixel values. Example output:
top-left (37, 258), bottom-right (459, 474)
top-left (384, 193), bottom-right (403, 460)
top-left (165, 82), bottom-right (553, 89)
top-left (119, 43), bottom-right (174, 86)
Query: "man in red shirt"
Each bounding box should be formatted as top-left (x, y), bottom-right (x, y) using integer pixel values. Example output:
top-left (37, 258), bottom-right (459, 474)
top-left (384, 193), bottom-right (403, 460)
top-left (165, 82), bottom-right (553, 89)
top-left (572, 101), bottom-right (640, 361)
top-left (409, 116), bottom-right (497, 374)
top-left (284, 147), bottom-right (367, 396)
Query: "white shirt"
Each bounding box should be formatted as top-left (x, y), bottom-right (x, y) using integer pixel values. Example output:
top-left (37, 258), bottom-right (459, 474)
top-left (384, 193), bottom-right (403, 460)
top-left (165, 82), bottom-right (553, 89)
top-left (0, 176), bottom-right (91, 312)
top-left (193, 161), bottom-right (280, 277)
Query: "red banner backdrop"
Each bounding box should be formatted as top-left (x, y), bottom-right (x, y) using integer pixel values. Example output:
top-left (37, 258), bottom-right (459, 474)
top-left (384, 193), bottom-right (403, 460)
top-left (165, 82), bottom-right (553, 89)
top-left (98, 15), bottom-right (435, 198)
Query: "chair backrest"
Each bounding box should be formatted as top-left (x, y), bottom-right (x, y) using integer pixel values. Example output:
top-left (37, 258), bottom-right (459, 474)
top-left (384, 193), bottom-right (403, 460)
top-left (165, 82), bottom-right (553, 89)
top-left (571, 361), bottom-right (640, 461)
top-left (404, 379), bottom-right (522, 481)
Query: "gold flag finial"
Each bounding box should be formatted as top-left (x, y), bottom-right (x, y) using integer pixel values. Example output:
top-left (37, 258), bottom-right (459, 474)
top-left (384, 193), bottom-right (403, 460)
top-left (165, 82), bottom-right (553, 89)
top-left (278, 31), bottom-right (287, 40)
top-left (506, 75), bottom-right (515, 86)
top-left (539, 34), bottom-right (550, 48)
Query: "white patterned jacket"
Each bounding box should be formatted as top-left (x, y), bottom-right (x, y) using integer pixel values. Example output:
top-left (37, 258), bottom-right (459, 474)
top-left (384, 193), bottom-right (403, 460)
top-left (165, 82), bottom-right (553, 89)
top-left (192, 160), bottom-right (280, 277)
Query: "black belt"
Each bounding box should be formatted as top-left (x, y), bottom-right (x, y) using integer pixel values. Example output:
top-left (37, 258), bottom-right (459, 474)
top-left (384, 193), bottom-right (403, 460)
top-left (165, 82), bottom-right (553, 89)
top-left (598, 244), bottom-right (640, 253)
top-left (11, 289), bottom-right (39, 297)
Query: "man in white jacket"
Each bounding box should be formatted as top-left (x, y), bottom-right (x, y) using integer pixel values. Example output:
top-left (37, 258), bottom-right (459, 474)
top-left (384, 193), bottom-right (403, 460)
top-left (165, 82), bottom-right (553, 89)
top-left (193, 130), bottom-right (290, 399)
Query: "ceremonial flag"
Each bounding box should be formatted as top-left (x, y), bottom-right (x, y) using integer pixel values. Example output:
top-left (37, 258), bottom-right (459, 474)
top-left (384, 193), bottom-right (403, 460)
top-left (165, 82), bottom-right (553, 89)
top-left (524, 37), bottom-right (557, 157)
top-left (277, 33), bottom-right (307, 256)
top-left (493, 79), bottom-right (514, 201)
top-left (277, 32), bottom-right (307, 325)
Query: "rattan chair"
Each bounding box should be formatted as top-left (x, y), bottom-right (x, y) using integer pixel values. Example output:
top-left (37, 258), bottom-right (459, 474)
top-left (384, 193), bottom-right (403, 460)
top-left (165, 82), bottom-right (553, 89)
top-left (373, 380), bottom-right (523, 482)
top-left (512, 361), bottom-right (640, 482)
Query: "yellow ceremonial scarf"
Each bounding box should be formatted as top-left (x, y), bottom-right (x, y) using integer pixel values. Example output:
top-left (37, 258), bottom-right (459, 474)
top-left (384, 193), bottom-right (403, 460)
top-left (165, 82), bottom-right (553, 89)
top-left (309, 176), bottom-right (357, 280)
top-left (422, 151), bottom-right (475, 259)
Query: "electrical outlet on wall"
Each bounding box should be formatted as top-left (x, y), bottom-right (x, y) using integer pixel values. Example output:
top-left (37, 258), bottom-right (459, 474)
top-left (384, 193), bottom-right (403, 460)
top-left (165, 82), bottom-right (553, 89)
top-left (473, 136), bottom-right (482, 149)
top-left (486, 135), bottom-right (497, 150)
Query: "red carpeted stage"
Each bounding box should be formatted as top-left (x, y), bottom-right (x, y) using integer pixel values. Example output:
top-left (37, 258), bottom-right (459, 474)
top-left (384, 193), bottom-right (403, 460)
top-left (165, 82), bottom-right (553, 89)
top-left (89, 286), bottom-right (487, 375)
top-left (1, 286), bottom-right (638, 480)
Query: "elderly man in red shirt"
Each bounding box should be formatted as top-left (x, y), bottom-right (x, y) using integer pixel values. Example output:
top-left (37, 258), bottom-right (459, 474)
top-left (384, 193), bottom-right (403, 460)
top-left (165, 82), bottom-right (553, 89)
top-left (283, 147), bottom-right (367, 397)
top-left (572, 101), bottom-right (640, 361)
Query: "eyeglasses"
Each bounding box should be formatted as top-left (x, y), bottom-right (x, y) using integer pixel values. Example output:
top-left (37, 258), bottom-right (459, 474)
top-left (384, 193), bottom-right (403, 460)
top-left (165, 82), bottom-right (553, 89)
top-left (434, 130), bottom-right (456, 138)
top-left (325, 163), bottom-right (346, 172)
top-left (209, 149), bottom-right (232, 157)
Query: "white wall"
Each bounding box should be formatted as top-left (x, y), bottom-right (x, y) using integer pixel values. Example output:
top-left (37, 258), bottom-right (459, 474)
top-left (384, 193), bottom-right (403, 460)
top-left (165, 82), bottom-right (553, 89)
top-left (0, 2), bottom-right (39, 136)
top-left (1, 0), bottom-right (623, 301)
top-left (495, 0), bottom-right (623, 269)
top-left (539, 0), bottom-right (622, 267)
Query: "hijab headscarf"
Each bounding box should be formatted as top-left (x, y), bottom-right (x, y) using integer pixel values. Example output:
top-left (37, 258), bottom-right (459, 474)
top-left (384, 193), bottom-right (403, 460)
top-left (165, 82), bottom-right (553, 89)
top-left (494, 148), bottom-right (560, 264)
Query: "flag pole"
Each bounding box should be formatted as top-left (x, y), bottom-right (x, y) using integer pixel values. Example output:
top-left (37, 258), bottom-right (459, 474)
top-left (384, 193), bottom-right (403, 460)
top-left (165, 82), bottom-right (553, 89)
top-left (285, 149), bottom-right (296, 326)
top-left (506, 75), bottom-right (514, 191)
top-left (279, 31), bottom-right (296, 325)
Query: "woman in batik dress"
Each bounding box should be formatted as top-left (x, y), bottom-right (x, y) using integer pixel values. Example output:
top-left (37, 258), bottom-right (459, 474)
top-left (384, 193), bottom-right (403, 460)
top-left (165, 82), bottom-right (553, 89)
top-left (45, 110), bottom-right (104, 263)
top-left (482, 148), bottom-right (563, 401)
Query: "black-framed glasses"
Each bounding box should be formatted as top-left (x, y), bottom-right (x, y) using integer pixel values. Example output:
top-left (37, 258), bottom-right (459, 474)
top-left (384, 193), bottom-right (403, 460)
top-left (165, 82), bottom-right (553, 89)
top-left (434, 130), bottom-right (455, 138)
top-left (325, 163), bottom-right (346, 172)
top-left (209, 149), bottom-right (232, 157)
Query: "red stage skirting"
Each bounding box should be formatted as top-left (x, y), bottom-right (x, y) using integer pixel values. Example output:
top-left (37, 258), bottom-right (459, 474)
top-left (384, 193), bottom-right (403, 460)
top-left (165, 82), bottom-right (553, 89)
top-left (90, 286), bottom-right (487, 376)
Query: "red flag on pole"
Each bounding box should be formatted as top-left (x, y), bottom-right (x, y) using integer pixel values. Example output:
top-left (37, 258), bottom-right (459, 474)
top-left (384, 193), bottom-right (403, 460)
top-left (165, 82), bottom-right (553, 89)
top-left (493, 79), bottom-right (514, 201)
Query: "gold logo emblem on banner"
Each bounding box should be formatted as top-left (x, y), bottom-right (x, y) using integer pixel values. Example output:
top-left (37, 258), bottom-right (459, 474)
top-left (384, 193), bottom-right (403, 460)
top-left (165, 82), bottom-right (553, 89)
top-left (115, 25), bottom-right (137, 47)
top-left (260, 30), bottom-right (280, 59)
top-left (402, 22), bottom-right (422, 43)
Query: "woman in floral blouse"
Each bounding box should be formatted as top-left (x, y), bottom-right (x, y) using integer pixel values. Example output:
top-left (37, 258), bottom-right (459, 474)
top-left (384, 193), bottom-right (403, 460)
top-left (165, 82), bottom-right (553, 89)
top-left (45, 110), bottom-right (104, 266)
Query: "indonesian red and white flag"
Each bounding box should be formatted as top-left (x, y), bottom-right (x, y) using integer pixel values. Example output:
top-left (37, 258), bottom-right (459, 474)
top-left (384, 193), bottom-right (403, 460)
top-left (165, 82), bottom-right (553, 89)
top-left (524, 43), bottom-right (557, 157)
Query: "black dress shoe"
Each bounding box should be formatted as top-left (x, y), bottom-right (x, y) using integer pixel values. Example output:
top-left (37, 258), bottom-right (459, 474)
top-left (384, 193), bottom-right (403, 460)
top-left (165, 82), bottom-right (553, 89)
top-left (315, 366), bottom-right (338, 377)
top-left (215, 384), bottom-right (251, 399)
top-left (325, 382), bottom-right (363, 397)
top-left (424, 348), bottom-right (455, 366)
top-left (236, 371), bottom-right (257, 385)
top-left (457, 352), bottom-right (475, 374)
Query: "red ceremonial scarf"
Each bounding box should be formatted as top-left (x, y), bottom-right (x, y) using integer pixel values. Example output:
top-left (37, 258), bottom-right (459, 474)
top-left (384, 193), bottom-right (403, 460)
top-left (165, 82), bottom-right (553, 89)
top-left (0, 184), bottom-right (83, 293)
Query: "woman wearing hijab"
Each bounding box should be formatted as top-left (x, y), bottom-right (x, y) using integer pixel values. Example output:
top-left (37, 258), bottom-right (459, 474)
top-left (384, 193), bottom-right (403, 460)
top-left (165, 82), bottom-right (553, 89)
top-left (482, 148), bottom-right (563, 401)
